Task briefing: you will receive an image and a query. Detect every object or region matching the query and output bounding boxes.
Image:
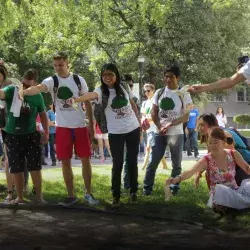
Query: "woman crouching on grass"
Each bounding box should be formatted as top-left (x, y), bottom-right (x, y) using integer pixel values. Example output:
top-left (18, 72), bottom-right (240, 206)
top-left (166, 127), bottom-right (250, 214)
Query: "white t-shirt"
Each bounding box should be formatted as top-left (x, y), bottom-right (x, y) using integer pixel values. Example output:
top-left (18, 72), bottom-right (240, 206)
top-left (153, 86), bottom-right (193, 135)
top-left (239, 61), bottom-right (250, 82)
top-left (216, 114), bottom-right (227, 128)
top-left (94, 85), bottom-right (139, 134)
top-left (42, 73), bottom-right (88, 128)
top-left (141, 99), bottom-right (156, 133)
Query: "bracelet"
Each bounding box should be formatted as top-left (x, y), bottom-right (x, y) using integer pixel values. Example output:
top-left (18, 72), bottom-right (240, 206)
top-left (176, 175), bottom-right (182, 183)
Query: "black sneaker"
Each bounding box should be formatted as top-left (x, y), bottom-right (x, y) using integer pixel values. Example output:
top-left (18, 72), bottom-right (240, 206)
top-left (58, 197), bottom-right (77, 207)
top-left (130, 193), bottom-right (137, 202)
top-left (170, 184), bottom-right (179, 196)
top-left (142, 190), bottom-right (151, 196)
top-left (51, 162), bottom-right (56, 166)
top-left (111, 198), bottom-right (120, 208)
top-left (42, 161), bottom-right (48, 166)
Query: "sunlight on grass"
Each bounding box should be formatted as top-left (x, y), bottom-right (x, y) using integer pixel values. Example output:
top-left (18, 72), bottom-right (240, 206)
top-left (1, 161), bottom-right (250, 230)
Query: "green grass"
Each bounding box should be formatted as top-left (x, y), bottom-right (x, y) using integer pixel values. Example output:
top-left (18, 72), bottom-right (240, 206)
top-left (239, 131), bottom-right (250, 137)
top-left (1, 162), bottom-right (250, 231)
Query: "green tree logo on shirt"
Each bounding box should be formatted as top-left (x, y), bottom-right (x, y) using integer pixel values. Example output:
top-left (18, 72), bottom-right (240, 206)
top-left (111, 96), bottom-right (128, 117)
top-left (57, 86), bottom-right (73, 108)
top-left (111, 96), bottom-right (128, 109)
top-left (159, 97), bottom-right (175, 118)
top-left (159, 97), bottom-right (175, 110)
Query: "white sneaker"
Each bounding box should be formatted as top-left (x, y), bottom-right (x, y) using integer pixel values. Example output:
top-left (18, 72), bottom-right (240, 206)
top-left (36, 197), bottom-right (48, 205)
top-left (84, 194), bottom-right (99, 205)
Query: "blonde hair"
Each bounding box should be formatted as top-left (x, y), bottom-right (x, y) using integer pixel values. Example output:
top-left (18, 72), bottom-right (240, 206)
top-left (143, 83), bottom-right (155, 92)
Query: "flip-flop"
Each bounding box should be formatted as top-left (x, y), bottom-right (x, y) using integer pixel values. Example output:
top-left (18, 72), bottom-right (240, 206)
top-left (10, 198), bottom-right (26, 205)
top-left (4, 197), bottom-right (13, 204)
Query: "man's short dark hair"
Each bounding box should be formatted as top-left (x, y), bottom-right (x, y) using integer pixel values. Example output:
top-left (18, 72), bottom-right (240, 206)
top-left (237, 55), bottom-right (249, 69)
top-left (123, 74), bottom-right (134, 83)
top-left (22, 69), bottom-right (38, 82)
top-left (164, 64), bottom-right (181, 77)
top-left (53, 51), bottom-right (68, 61)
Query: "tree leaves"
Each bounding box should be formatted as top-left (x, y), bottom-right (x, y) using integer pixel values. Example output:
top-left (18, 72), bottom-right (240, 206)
top-left (0, 0), bottom-right (250, 101)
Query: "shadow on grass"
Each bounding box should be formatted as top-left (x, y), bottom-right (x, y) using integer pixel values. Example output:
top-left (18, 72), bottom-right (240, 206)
top-left (1, 168), bottom-right (250, 231)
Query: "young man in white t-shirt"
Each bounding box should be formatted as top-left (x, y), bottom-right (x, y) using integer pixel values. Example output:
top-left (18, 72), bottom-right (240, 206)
top-left (19, 52), bottom-right (98, 206)
top-left (143, 64), bottom-right (193, 196)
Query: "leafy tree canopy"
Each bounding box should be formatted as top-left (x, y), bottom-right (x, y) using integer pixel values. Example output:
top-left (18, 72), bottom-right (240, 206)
top-left (0, 0), bottom-right (250, 107)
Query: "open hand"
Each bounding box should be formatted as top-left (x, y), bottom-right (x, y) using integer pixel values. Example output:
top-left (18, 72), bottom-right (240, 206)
top-left (188, 85), bottom-right (205, 93)
top-left (165, 177), bottom-right (174, 185)
top-left (194, 172), bottom-right (201, 188)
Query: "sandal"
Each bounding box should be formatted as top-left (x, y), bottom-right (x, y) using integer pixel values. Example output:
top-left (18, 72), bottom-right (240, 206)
top-left (35, 197), bottom-right (48, 205)
top-left (4, 190), bottom-right (13, 203)
top-left (10, 198), bottom-right (26, 205)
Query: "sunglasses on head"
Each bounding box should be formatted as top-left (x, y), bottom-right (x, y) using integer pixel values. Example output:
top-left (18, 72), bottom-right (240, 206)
top-left (226, 137), bottom-right (234, 145)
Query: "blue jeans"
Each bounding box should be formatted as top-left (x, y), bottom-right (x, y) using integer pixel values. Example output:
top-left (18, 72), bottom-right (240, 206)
top-left (186, 128), bottom-right (199, 157)
top-left (143, 134), bottom-right (184, 193)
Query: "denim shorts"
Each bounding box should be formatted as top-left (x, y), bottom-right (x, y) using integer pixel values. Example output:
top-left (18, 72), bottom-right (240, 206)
top-left (147, 131), bottom-right (156, 147)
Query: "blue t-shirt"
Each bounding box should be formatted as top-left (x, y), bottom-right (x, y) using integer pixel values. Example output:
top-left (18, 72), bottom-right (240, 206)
top-left (187, 108), bottom-right (199, 129)
top-left (47, 110), bottom-right (56, 134)
top-left (225, 129), bottom-right (250, 163)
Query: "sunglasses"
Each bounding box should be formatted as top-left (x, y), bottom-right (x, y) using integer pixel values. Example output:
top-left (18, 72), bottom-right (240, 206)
top-left (144, 90), bottom-right (151, 93)
top-left (102, 73), bottom-right (115, 77)
top-left (226, 137), bottom-right (234, 145)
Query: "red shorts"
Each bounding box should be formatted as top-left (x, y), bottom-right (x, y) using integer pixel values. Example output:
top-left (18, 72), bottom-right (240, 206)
top-left (56, 127), bottom-right (91, 160)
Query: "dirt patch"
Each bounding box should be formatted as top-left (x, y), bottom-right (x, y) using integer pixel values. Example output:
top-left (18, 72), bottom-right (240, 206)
top-left (0, 206), bottom-right (249, 249)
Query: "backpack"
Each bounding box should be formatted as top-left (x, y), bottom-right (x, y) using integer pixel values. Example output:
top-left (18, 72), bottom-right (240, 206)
top-left (227, 127), bottom-right (250, 151)
top-left (52, 74), bottom-right (82, 104)
top-left (0, 106), bottom-right (6, 128)
top-left (93, 95), bottom-right (109, 134)
top-left (93, 82), bottom-right (130, 134)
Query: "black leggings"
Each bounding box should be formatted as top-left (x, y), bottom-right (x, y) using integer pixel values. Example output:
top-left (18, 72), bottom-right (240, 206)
top-left (109, 127), bottom-right (140, 199)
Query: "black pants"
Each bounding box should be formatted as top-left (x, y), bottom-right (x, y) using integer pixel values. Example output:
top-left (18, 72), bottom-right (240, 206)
top-left (109, 127), bottom-right (140, 199)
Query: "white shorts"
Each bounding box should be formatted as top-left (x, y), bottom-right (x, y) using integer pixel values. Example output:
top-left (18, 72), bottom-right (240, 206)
top-left (96, 133), bottom-right (109, 140)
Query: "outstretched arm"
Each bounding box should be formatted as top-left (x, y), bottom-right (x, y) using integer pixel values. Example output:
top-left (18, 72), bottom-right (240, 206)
top-left (188, 72), bottom-right (245, 93)
top-left (166, 157), bottom-right (207, 185)
top-left (74, 92), bottom-right (98, 103)
top-left (22, 84), bottom-right (48, 98)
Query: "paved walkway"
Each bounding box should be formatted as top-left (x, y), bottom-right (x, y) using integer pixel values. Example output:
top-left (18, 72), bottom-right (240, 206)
top-left (24, 150), bottom-right (208, 170)
top-left (0, 206), bottom-right (249, 249)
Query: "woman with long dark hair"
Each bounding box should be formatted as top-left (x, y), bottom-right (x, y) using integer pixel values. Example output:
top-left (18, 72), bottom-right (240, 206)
top-left (75, 63), bottom-right (141, 208)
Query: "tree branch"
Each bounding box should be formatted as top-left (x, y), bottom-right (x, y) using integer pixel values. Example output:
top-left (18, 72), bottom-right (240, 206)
top-left (109, 0), bottom-right (133, 29)
top-left (96, 38), bottom-right (116, 62)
